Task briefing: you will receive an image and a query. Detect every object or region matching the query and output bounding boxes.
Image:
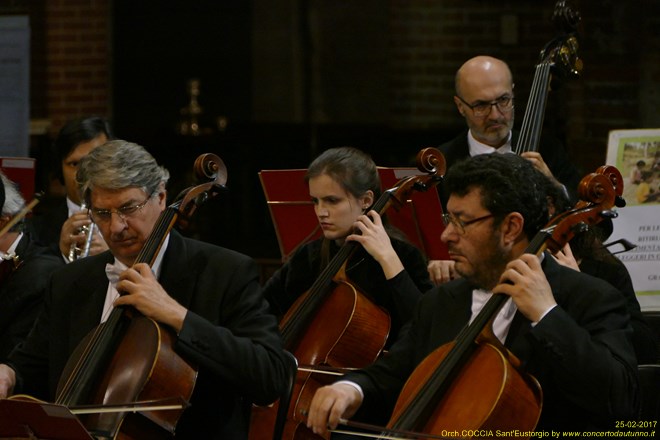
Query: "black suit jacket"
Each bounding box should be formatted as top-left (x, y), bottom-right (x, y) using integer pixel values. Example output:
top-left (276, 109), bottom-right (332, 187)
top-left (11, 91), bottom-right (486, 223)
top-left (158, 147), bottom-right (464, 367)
top-left (8, 230), bottom-right (289, 439)
top-left (579, 255), bottom-right (659, 364)
top-left (0, 236), bottom-right (64, 359)
top-left (26, 197), bottom-right (69, 258)
top-left (346, 256), bottom-right (638, 432)
top-left (437, 130), bottom-right (583, 206)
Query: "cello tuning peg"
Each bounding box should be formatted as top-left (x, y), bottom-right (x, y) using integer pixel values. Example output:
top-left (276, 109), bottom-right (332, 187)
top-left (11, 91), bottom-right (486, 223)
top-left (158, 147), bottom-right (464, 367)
top-left (599, 210), bottom-right (618, 219)
top-left (572, 222), bottom-right (590, 234)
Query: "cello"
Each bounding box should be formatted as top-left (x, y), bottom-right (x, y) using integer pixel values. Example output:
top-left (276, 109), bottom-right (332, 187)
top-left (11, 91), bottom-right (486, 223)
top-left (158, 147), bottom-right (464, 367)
top-left (250, 148), bottom-right (445, 440)
top-left (50, 153), bottom-right (227, 439)
top-left (514, 0), bottom-right (582, 156)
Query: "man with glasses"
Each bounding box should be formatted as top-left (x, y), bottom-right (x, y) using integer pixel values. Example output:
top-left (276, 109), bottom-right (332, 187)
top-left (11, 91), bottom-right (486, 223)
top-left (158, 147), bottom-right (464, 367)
top-left (441, 55), bottom-right (581, 197)
top-left (429, 55), bottom-right (583, 284)
top-left (305, 153), bottom-right (637, 436)
top-left (0, 140), bottom-right (290, 439)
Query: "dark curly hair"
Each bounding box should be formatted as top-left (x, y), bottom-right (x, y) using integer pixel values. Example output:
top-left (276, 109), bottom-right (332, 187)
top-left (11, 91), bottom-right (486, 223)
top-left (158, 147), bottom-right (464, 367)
top-left (444, 153), bottom-right (551, 240)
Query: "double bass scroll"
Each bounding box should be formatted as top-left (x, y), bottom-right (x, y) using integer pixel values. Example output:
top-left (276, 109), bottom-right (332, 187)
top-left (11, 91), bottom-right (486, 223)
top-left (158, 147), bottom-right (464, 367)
top-left (515, 0), bottom-right (583, 155)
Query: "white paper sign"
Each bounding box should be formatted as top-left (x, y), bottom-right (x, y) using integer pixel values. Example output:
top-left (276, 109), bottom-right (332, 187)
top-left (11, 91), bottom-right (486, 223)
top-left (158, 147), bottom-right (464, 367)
top-left (606, 129), bottom-right (660, 311)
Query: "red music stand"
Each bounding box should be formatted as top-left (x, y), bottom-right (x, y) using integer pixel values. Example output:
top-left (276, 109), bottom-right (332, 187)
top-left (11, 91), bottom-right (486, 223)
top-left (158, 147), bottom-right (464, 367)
top-left (0, 398), bottom-right (93, 440)
top-left (259, 167), bottom-right (449, 262)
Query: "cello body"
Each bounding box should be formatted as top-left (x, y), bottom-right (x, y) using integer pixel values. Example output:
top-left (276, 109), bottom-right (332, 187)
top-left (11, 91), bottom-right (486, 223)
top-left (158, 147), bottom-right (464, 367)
top-left (58, 312), bottom-right (197, 439)
top-left (392, 342), bottom-right (542, 437)
top-left (250, 276), bottom-right (390, 440)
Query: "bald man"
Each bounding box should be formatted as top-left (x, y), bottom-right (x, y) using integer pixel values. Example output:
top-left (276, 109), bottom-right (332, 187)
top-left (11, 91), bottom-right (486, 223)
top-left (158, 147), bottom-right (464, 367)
top-left (445, 55), bottom-right (581, 196)
top-left (429, 55), bottom-right (583, 284)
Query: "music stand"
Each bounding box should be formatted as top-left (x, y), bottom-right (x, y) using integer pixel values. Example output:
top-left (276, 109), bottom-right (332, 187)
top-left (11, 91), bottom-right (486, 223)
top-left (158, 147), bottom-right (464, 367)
top-left (259, 167), bottom-right (449, 262)
top-left (0, 398), bottom-right (93, 440)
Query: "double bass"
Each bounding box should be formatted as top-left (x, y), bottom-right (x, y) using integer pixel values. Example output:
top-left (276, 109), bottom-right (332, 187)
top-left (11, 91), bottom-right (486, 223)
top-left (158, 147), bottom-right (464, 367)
top-left (514, 0), bottom-right (582, 156)
top-left (330, 165), bottom-right (623, 439)
top-left (250, 148), bottom-right (446, 440)
top-left (51, 153), bottom-right (227, 439)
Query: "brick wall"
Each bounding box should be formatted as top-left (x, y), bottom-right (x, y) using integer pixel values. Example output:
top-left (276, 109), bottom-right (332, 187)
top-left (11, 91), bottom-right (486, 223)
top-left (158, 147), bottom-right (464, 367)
top-left (41, 0), bottom-right (111, 135)
top-left (28, 0), bottom-right (659, 175)
top-left (388, 0), bottom-right (660, 173)
top-left (390, 0), bottom-right (558, 129)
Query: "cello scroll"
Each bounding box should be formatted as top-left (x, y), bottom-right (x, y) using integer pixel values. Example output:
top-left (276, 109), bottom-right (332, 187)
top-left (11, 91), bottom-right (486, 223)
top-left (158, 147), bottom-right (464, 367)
top-left (171, 153), bottom-right (227, 229)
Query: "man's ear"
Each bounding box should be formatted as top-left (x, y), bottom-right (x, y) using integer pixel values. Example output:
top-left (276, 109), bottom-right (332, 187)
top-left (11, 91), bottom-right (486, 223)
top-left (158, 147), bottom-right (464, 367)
top-left (156, 184), bottom-right (168, 208)
top-left (500, 212), bottom-right (525, 245)
top-left (453, 96), bottom-right (466, 117)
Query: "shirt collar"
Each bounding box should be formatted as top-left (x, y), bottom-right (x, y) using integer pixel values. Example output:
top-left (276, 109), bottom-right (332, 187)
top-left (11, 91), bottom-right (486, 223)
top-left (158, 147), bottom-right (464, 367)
top-left (470, 287), bottom-right (517, 344)
top-left (108, 233), bottom-right (170, 281)
top-left (467, 130), bottom-right (513, 156)
top-left (66, 197), bottom-right (82, 217)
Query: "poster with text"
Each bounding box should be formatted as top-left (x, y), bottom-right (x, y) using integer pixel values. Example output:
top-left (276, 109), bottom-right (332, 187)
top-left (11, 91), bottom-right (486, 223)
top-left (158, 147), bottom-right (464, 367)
top-left (606, 129), bottom-right (660, 311)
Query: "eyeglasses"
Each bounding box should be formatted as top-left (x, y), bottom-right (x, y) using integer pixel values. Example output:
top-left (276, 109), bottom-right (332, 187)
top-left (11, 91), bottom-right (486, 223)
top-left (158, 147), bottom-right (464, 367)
top-left (456, 94), bottom-right (514, 117)
top-left (442, 212), bottom-right (495, 235)
top-left (89, 193), bottom-right (154, 224)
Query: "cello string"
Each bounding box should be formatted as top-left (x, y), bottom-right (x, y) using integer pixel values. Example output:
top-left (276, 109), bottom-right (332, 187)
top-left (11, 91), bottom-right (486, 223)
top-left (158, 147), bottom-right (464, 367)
top-left (529, 62), bottom-right (552, 151)
top-left (520, 63), bottom-right (543, 153)
top-left (516, 61), bottom-right (551, 154)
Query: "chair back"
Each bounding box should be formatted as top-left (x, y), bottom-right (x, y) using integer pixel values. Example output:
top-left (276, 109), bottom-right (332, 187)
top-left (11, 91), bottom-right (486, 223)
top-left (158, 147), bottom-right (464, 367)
top-left (638, 364), bottom-right (660, 420)
top-left (272, 350), bottom-right (298, 440)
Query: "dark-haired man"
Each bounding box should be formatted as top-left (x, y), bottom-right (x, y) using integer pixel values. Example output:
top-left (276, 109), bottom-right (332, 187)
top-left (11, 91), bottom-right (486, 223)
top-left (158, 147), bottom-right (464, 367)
top-left (28, 116), bottom-right (112, 261)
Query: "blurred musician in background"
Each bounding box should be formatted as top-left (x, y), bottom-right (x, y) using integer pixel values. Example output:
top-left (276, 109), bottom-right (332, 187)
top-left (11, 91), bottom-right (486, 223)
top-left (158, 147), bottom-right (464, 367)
top-left (0, 171), bottom-right (63, 359)
top-left (429, 55), bottom-right (583, 285)
top-left (28, 116), bottom-right (112, 262)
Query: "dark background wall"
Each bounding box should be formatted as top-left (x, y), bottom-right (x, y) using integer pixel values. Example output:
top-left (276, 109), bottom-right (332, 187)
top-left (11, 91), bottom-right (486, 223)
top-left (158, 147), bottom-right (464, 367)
top-left (6, 0), bottom-right (660, 260)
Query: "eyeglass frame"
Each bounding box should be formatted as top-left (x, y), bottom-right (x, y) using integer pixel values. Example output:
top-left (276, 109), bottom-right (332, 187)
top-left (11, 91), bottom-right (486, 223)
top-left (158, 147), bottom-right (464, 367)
top-left (455, 94), bottom-right (514, 117)
top-left (89, 191), bottom-right (155, 224)
top-left (442, 212), bottom-right (495, 235)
